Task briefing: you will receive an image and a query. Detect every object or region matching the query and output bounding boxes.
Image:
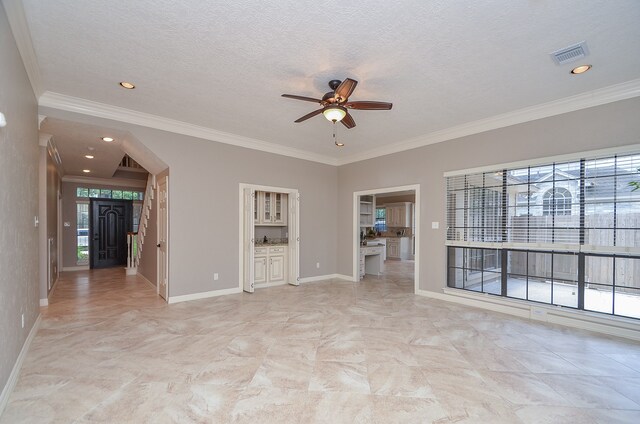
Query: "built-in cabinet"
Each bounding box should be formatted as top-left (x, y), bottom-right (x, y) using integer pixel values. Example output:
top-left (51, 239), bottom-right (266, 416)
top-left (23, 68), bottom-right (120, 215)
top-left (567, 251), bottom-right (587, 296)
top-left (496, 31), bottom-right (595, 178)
top-left (387, 237), bottom-right (411, 260)
top-left (385, 202), bottom-right (412, 227)
top-left (254, 245), bottom-right (287, 285)
top-left (360, 245), bottom-right (385, 278)
top-left (255, 191), bottom-right (288, 226)
top-left (359, 195), bottom-right (375, 227)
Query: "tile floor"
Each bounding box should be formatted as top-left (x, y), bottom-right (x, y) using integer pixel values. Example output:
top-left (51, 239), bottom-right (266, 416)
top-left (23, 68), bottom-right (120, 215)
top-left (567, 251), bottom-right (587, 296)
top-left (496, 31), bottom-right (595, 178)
top-left (2, 261), bottom-right (640, 423)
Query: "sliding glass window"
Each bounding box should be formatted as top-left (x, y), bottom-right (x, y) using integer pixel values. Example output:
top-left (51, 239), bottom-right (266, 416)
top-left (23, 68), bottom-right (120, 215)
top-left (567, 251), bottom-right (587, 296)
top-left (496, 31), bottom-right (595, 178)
top-left (446, 152), bottom-right (640, 319)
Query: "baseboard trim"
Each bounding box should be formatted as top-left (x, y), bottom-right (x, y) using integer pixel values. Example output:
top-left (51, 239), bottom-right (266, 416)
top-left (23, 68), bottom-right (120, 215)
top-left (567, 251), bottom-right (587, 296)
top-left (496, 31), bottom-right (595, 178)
top-left (299, 274), bottom-right (353, 283)
top-left (136, 272), bottom-right (156, 290)
top-left (416, 288), bottom-right (640, 341)
top-left (62, 266), bottom-right (89, 271)
top-left (168, 287), bottom-right (242, 304)
top-left (40, 273), bottom-right (63, 307)
top-left (0, 314), bottom-right (41, 416)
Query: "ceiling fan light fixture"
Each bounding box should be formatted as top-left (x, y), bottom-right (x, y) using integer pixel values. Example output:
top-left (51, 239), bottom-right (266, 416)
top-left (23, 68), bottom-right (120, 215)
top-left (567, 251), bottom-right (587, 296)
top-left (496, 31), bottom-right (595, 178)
top-left (323, 105), bottom-right (347, 122)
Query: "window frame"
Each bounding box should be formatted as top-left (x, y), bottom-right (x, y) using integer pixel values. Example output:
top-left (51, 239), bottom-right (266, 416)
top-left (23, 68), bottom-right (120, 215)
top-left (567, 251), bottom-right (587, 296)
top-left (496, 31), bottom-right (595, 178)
top-left (446, 149), bottom-right (640, 320)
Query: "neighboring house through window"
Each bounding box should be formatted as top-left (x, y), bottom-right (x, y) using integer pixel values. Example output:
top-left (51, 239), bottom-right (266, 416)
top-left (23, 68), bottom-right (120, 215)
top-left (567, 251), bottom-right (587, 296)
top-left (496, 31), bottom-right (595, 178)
top-left (543, 187), bottom-right (572, 216)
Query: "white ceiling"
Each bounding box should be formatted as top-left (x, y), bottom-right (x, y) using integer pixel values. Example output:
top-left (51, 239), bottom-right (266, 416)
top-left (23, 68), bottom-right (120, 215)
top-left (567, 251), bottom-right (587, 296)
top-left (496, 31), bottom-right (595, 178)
top-left (40, 118), bottom-right (130, 178)
top-left (16, 0), bottom-right (640, 164)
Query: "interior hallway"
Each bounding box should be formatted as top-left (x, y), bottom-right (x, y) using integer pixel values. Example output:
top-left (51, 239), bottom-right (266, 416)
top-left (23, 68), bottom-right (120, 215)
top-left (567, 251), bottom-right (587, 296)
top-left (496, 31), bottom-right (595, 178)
top-left (2, 268), bottom-right (640, 423)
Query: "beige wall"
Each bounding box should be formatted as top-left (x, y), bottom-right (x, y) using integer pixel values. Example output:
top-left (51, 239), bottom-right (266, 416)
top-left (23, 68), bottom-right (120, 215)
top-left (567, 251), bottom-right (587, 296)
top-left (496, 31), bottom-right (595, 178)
top-left (60, 181), bottom-right (145, 269)
top-left (338, 97), bottom-right (640, 291)
top-left (0, 4), bottom-right (40, 402)
top-left (40, 107), bottom-right (339, 297)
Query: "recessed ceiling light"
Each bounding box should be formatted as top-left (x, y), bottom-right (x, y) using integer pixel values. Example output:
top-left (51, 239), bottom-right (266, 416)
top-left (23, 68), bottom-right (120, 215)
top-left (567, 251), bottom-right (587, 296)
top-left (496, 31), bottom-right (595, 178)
top-left (571, 64), bottom-right (592, 74)
top-left (85, 155), bottom-right (94, 159)
top-left (102, 137), bottom-right (114, 142)
top-left (119, 81), bottom-right (135, 89)
top-left (335, 142), bottom-right (345, 147)
top-left (82, 169), bottom-right (91, 173)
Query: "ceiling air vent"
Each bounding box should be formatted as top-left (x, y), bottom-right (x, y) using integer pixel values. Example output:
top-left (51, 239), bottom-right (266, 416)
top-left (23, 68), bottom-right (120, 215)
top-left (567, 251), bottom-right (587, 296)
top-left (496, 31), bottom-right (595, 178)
top-left (550, 41), bottom-right (589, 65)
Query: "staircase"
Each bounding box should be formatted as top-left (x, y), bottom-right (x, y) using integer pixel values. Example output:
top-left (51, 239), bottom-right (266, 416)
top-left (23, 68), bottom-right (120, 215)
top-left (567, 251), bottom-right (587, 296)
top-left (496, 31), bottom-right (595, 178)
top-left (126, 174), bottom-right (156, 275)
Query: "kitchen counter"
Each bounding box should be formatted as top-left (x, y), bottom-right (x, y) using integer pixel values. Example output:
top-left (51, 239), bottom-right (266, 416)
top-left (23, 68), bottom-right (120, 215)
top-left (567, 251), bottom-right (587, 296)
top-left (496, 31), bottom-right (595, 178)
top-left (254, 241), bottom-right (288, 246)
top-left (360, 244), bottom-right (385, 278)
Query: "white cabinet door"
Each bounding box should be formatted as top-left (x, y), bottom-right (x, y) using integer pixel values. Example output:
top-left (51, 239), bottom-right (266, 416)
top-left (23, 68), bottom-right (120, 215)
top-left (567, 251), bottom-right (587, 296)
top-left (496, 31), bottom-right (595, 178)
top-left (387, 240), bottom-right (400, 258)
top-left (243, 188), bottom-right (256, 293)
top-left (263, 192), bottom-right (272, 223)
top-left (254, 191), bottom-right (261, 224)
top-left (272, 193), bottom-right (287, 225)
top-left (256, 191), bottom-right (288, 226)
top-left (269, 255), bottom-right (286, 283)
top-left (254, 256), bottom-right (267, 284)
top-left (386, 205), bottom-right (401, 227)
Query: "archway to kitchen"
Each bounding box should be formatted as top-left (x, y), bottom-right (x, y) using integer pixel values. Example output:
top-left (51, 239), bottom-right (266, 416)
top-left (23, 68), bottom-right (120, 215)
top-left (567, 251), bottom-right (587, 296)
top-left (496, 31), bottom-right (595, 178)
top-left (238, 183), bottom-right (300, 293)
top-left (353, 184), bottom-right (420, 293)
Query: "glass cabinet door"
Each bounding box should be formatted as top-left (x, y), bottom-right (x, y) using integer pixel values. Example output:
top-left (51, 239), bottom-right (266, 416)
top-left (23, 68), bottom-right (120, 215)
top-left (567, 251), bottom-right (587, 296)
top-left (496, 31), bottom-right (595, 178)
top-left (274, 193), bottom-right (282, 222)
top-left (263, 192), bottom-right (272, 222)
top-left (254, 191), bottom-right (260, 223)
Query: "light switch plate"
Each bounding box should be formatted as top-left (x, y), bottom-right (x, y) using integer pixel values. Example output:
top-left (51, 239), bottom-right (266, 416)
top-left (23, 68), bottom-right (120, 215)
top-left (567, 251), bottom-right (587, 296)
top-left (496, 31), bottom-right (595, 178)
top-left (431, 222), bottom-right (439, 229)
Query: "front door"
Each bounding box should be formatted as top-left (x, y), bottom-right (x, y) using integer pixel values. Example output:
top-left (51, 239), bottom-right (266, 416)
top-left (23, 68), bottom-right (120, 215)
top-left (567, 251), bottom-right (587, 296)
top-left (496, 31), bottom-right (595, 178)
top-left (90, 199), bottom-right (132, 268)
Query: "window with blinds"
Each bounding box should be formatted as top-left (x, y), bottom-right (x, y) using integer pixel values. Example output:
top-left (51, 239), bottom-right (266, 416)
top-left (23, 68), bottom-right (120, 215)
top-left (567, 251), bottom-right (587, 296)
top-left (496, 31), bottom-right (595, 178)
top-left (445, 152), bottom-right (640, 319)
top-left (446, 154), bottom-right (640, 252)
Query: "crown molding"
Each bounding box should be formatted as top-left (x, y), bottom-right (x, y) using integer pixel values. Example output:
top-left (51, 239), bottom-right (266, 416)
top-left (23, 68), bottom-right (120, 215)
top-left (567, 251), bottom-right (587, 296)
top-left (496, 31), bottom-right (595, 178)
top-left (38, 91), bottom-right (339, 166)
top-left (38, 78), bottom-right (640, 168)
top-left (335, 78), bottom-right (640, 166)
top-left (2, 0), bottom-right (42, 97)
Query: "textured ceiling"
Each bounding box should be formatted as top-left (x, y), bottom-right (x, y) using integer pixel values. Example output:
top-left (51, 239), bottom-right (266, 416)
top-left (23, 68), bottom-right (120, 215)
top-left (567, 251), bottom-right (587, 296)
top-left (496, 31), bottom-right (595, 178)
top-left (20, 0), bottom-right (640, 161)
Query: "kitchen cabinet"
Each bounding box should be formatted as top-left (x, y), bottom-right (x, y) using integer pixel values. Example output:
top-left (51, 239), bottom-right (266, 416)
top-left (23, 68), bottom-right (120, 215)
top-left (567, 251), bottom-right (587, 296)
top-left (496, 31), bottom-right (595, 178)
top-left (360, 245), bottom-right (385, 278)
top-left (385, 202), bottom-right (413, 227)
top-left (254, 245), bottom-right (287, 285)
top-left (359, 195), bottom-right (375, 227)
top-left (256, 191), bottom-right (288, 226)
top-left (386, 237), bottom-right (411, 260)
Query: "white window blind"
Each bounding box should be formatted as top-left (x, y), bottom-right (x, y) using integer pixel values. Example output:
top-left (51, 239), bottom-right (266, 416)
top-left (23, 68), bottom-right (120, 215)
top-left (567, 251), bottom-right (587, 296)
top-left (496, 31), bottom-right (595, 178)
top-left (446, 153), bottom-right (640, 253)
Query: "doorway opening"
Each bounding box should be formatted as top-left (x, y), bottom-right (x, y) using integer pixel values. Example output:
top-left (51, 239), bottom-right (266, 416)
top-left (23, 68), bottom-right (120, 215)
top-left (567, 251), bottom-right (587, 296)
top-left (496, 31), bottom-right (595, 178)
top-left (239, 183), bottom-right (300, 293)
top-left (353, 185), bottom-right (420, 293)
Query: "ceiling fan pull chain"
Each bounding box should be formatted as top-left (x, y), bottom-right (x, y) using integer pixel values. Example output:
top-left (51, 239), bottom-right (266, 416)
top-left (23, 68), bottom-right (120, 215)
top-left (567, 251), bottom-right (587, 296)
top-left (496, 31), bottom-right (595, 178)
top-left (333, 122), bottom-right (344, 147)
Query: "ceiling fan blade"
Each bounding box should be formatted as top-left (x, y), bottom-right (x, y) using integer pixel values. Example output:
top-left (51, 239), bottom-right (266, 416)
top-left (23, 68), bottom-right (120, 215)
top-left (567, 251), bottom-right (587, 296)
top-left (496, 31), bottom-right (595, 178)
top-left (344, 101), bottom-right (393, 110)
top-left (294, 108), bottom-right (324, 123)
top-left (334, 78), bottom-right (358, 102)
top-left (282, 94), bottom-right (323, 104)
top-left (341, 112), bottom-right (356, 129)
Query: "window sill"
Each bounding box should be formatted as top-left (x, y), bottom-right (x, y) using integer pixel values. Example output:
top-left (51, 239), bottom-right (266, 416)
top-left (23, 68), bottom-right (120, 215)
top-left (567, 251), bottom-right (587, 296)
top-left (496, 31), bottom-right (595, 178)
top-left (430, 287), bottom-right (640, 341)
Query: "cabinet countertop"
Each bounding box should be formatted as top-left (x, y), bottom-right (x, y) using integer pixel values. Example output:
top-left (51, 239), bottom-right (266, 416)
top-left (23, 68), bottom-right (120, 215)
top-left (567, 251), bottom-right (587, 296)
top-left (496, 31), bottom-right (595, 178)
top-left (254, 242), bottom-right (288, 247)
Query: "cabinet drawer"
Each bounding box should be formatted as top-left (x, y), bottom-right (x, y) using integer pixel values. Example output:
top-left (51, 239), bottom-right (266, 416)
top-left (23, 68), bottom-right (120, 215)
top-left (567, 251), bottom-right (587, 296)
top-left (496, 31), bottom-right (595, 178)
top-left (269, 246), bottom-right (286, 254)
top-left (254, 247), bottom-right (268, 255)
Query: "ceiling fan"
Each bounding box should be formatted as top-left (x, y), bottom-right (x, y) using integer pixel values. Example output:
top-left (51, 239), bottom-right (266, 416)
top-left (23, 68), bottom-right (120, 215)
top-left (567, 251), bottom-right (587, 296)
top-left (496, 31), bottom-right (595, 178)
top-left (282, 78), bottom-right (392, 129)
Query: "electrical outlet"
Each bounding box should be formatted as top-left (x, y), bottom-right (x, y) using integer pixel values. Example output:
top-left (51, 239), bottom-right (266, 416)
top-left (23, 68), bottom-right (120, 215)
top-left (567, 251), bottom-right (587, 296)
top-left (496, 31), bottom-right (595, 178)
top-left (316, 262), bottom-right (320, 269)
top-left (214, 273), bottom-right (219, 281)
top-left (21, 313), bottom-right (24, 328)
